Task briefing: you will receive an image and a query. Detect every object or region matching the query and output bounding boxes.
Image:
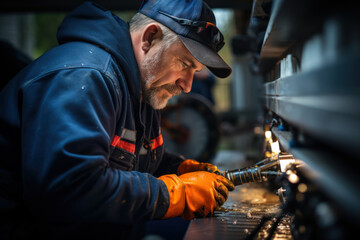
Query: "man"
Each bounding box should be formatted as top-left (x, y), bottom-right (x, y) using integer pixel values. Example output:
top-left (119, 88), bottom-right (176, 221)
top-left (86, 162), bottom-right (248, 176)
top-left (0, 0), bottom-right (234, 239)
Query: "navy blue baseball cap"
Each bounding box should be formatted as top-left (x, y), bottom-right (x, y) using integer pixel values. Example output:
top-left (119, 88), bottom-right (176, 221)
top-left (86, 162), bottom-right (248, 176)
top-left (139, 0), bottom-right (232, 78)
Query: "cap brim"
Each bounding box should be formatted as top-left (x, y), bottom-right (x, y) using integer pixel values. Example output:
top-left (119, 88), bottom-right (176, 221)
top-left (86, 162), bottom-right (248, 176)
top-left (178, 35), bottom-right (232, 78)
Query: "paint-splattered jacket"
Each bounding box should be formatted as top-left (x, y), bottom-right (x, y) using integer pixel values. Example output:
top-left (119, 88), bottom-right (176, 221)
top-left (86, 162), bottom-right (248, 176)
top-left (0, 2), bottom-right (184, 239)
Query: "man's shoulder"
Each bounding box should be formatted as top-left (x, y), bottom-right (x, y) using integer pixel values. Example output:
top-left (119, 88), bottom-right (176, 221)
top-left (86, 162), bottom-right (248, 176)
top-left (39, 42), bottom-right (113, 73)
top-left (17, 41), bottom-right (128, 96)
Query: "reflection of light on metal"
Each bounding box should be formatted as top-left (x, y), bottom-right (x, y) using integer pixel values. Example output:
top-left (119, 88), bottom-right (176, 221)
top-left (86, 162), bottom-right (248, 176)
top-left (298, 183), bottom-right (308, 193)
top-left (265, 130), bottom-right (272, 139)
top-left (279, 159), bottom-right (296, 172)
top-left (265, 151), bottom-right (272, 158)
top-left (264, 130), bottom-right (282, 158)
top-left (270, 140), bottom-right (281, 154)
top-left (288, 173), bottom-right (299, 184)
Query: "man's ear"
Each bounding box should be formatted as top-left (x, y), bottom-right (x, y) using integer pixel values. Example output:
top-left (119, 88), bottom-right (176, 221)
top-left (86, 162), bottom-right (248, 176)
top-left (141, 24), bottom-right (163, 53)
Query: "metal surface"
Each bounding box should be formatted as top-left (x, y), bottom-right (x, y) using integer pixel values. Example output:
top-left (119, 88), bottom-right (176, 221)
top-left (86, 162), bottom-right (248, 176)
top-left (185, 184), bottom-right (293, 240)
top-left (263, 51), bottom-right (360, 156)
top-left (271, 128), bottom-right (360, 223)
top-left (257, 0), bottom-right (334, 72)
top-left (250, 0), bottom-right (360, 238)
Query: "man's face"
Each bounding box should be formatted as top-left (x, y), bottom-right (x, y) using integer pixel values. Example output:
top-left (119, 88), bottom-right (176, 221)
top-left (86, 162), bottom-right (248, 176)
top-left (139, 41), bottom-right (203, 109)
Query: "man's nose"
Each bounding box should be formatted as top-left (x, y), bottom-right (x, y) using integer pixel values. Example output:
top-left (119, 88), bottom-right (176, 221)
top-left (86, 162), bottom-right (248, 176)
top-left (176, 72), bottom-right (193, 93)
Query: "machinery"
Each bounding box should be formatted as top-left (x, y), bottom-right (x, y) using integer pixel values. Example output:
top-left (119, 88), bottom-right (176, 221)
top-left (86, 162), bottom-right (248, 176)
top-left (1, 0), bottom-right (359, 239)
top-left (161, 93), bottom-right (221, 163)
top-left (186, 0), bottom-right (360, 239)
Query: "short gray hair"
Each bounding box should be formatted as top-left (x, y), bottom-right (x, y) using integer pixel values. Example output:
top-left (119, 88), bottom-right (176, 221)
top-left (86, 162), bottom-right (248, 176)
top-left (129, 12), bottom-right (180, 50)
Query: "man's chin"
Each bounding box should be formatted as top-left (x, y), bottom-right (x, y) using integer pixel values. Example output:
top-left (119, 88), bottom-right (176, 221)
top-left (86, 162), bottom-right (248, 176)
top-left (150, 99), bottom-right (169, 110)
top-left (147, 95), bottom-right (170, 110)
top-left (143, 86), bottom-right (178, 109)
top-left (152, 103), bottom-right (167, 110)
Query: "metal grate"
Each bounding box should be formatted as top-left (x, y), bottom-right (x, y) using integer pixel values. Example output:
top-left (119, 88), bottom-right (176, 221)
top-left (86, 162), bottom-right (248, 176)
top-left (184, 184), bottom-right (293, 240)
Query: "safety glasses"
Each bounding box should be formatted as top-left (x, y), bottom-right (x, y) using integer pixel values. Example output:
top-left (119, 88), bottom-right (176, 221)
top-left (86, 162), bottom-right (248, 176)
top-left (158, 11), bottom-right (225, 52)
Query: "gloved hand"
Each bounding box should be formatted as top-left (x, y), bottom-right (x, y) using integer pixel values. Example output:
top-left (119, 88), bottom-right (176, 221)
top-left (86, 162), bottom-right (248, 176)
top-left (177, 159), bottom-right (220, 175)
top-left (158, 171), bottom-right (235, 220)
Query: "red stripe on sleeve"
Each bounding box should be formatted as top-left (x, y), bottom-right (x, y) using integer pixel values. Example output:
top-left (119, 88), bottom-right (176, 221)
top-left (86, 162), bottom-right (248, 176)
top-left (111, 135), bottom-right (135, 154)
top-left (116, 139), bottom-right (135, 154)
top-left (111, 135), bottom-right (120, 147)
top-left (151, 134), bottom-right (163, 150)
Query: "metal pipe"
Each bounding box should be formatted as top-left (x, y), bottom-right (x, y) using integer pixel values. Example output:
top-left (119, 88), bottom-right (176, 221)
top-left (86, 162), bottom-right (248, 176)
top-left (223, 167), bottom-right (263, 186)
top-left (221, 159), bottom-right (281, 186)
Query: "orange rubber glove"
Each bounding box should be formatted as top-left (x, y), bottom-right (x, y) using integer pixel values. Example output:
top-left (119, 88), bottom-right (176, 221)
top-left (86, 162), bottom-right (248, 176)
top-left (158, 171), bottom-right (235, 220)
top-left (158, 174), bottom-right (186, 219)
top-left (177, 159), bottom-right (220, 175)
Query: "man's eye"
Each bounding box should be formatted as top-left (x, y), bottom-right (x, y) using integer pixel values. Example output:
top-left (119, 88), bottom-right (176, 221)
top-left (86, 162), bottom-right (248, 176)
top-left (181, 61), bottom-right (189, 69)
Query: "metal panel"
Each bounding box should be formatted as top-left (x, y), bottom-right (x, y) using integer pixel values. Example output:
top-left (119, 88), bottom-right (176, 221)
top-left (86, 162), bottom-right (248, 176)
top-left (263, 51), bottom-right (360, 155)
top-left (265, 53), bottom-right (360, 96)
top-left (257, 0), bottom-right (347, 73)
top-left (272, 128), bottom-right (360, 222)
top-left (291, 147), bottom-right (360, 222)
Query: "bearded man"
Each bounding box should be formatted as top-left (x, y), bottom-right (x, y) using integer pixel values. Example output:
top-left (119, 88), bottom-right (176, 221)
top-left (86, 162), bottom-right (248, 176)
top-left (0, 0), bottom-right (234, 239)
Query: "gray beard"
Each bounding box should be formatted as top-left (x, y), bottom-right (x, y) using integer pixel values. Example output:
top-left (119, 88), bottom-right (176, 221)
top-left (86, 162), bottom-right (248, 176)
top-left (140, 50), bottom-right (181, 109)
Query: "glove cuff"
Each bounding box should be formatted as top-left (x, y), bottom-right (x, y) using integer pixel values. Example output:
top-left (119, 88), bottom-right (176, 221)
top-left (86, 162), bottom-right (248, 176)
top-left (158, 174), bottom-right (186, 219)
top-left (177, 159), bottom-right (200, 175)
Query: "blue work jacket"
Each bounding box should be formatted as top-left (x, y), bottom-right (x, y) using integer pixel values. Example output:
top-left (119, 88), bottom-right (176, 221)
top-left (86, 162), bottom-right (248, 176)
top-left (0, 2), bottom-right (184, 239)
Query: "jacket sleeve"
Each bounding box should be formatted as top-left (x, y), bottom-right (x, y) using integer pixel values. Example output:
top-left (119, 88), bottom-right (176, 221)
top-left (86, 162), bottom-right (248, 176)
top-left (153, 150), bottom-right (186, 177)
top-left (20, 68), bottom-right (169, 225)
